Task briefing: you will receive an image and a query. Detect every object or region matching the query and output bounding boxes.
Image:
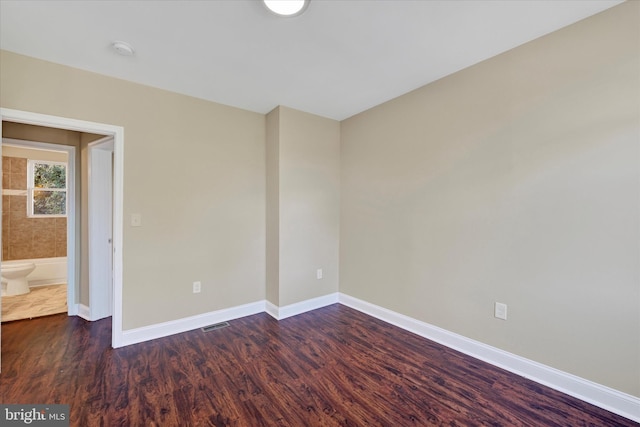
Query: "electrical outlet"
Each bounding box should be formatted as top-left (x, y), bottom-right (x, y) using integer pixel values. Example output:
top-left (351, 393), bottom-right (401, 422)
top-left (495, 302), bottom-right (507, 320)
top-left (193, 281), bottom-right (201, 294)
top-left (316, 268), bottom-right (323, 280)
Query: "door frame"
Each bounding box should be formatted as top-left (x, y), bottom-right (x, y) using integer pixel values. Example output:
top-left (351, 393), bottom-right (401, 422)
top-left (0, 108), bottom-right (125, 348)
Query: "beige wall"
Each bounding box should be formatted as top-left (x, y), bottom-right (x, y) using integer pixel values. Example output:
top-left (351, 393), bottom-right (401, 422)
top-left (267, 106), bottom-right (340, 307)
top-left (1, 50), bottom-right (266, 329)
top-left (340, 2), bottom-right (639, 397)
top-left (3, 122), bottom-right (84, 147)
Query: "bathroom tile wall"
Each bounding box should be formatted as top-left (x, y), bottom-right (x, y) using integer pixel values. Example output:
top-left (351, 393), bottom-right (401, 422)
top-left (2, 156), bottom-right (67, 260)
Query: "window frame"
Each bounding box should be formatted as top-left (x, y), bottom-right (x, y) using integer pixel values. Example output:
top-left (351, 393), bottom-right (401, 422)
top-left (27, 159), bottom-right (68, 218)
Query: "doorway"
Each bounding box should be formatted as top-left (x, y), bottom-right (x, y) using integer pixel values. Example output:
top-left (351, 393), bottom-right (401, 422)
top-left (0, 108), bottom-right (124, 348)
top-left (1, 138), bottom-right (76, 320)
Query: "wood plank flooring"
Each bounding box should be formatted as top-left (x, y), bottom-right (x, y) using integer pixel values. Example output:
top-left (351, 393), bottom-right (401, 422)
top-left (0, 304), bottom-right (636, 426)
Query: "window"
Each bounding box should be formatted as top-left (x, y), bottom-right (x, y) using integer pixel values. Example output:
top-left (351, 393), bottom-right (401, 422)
top-left (27, 160), bottom-right (67, 217)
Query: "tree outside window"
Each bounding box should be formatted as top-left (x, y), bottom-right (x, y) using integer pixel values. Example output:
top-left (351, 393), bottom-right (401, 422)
top-left (28, 160), bottom-right (67, 217)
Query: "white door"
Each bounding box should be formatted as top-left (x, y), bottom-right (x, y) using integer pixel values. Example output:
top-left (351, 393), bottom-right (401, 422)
top-left (88, 138), bottom-right (113, 320)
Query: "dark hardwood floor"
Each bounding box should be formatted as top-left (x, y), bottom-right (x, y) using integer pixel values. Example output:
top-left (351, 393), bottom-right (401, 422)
top-left (0, 304), bottom-right (636, 426)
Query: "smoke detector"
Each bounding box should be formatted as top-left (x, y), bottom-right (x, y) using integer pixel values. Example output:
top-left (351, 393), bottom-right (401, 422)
top-left (111, 41), bottom-right (135, 56)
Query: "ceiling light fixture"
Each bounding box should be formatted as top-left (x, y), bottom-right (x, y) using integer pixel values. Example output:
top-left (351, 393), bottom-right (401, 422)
top-left (111, 41), bottom-right (135, 56)
top-left (263, 0), bottom-right (309, 17)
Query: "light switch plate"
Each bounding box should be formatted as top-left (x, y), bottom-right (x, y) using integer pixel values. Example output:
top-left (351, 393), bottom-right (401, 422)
top-left (495, 302), bottom-right (507, 320)
top-left (131, 213), bottom-right (142, 227)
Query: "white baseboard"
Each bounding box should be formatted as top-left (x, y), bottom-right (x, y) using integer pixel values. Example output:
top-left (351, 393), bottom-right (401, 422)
top-left (265, 300), bottom-right (279, 319)
top-left (29, 278), bottom-right (67, 287)
top-left (266, 293), bottom-right (339, 320)
top-left (119, 300), bottom-right (265, 347)
top-left (338, 293), bottom-right (640, 423)
top-left (68, 303), bottom-right (78, 316)
top-left (77, 304), bottom-right (91, 321)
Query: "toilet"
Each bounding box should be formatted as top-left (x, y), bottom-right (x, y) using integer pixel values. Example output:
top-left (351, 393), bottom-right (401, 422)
top-left (1, 262), bottom-right (36, 296)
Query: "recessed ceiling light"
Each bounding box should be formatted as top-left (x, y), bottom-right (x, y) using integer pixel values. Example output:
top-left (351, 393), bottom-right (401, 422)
top-left (111, 41), bottom-right (135, 56)
top-left (263, 0), bottom-right (309, 17)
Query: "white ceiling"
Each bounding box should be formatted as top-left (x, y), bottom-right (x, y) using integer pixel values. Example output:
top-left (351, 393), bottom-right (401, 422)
top-left (0, 0), bottom-right (623, 121)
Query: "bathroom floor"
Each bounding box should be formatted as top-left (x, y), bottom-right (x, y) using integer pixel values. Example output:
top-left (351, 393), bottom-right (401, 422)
top-left (1, 284), bottom-right (67, 322)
